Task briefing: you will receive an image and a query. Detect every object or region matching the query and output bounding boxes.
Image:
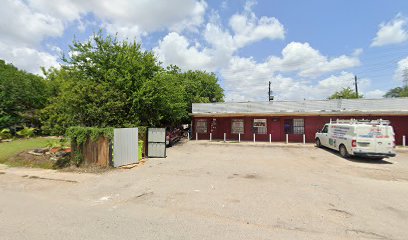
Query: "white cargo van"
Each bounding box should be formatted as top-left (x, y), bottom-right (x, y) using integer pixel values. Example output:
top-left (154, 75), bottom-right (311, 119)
top-left (315, 119), bottom-right (396, 159)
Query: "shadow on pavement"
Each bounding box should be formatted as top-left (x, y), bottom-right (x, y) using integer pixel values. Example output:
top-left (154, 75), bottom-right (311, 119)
top-left (317, 146), bottom-right (393, 164)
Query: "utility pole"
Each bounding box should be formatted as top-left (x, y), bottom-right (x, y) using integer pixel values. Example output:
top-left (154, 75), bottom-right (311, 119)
top-left (354, 75), bottom-right (359, 98)
top-left (268, 81), bottom-right (274, 101)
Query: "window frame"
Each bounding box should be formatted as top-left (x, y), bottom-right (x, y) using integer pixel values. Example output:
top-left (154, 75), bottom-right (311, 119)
top-left (253, 119), bottom-right (267, 134)
top-left (293, 118), bottom-right (305, 135)
top-left (231, 119), bottom-right (245, 134)
top-left (195, 119), bottom-right (208, 133)
top-left (284, 118), bottom-right (305, 135)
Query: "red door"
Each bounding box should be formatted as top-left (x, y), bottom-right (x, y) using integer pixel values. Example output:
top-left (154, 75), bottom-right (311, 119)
top-left (269, 118), bottom-right (282, 141)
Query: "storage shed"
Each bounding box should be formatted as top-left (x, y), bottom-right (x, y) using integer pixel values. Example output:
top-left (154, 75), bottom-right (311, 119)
top-left (191, 98), bottom-right (408, 145)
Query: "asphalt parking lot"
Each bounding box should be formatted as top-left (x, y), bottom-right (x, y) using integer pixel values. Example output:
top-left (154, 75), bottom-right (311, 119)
top-left (1, 141), bottom-right (408, 240)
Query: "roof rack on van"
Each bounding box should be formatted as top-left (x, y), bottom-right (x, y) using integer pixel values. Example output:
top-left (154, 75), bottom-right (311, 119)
top-left (329, 118), bottom-right (390, 125)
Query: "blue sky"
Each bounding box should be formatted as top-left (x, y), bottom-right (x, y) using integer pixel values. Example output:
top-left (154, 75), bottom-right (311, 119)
top-left (1, 0), bottom-right (408, 101)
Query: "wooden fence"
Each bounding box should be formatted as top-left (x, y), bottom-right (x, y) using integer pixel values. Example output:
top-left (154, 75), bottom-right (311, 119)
top-left (71, 137), bottom-right (112, 167)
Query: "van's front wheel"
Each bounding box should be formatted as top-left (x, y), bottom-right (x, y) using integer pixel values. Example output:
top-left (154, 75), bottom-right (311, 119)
top-left (339, 144), bottom-right (349, 158)
top-left (315, 138), bottom-right (321, 148)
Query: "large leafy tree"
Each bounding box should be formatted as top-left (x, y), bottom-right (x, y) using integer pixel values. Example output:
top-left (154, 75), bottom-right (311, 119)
top-left (328, 87), bottom-right (363, 99)
top-left (0, 60), bottom-right (49, 129)
top-left (41, 33), bottom-right (224, 134)
top-left (384, 86), bottom-right (408, 98)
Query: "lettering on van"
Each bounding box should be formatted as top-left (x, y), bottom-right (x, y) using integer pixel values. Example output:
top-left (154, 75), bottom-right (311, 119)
top-left (331, 126), bottom-right (349, 140)
top-left (358, 127), bottom-right (388, 138)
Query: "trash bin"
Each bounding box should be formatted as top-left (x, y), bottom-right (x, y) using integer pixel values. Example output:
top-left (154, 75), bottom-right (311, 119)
top-left (138, 140), bottom-right (143, 160)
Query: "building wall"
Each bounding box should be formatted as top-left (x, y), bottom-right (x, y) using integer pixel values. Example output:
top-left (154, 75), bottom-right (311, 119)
top-left (192, 115), bottom-right (408, 145)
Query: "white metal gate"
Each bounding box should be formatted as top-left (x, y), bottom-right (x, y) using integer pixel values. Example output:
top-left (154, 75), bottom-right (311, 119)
top-left (113, 128), bottom-right (139, 167)
top-left (148, 128), bottom-right (166, 158)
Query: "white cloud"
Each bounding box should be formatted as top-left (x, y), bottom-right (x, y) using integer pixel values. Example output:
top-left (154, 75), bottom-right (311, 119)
top-left (156, 3), bottom-right (286, 72)
top-left (28, 0), bottom-right (83, 22)
top-left (221, 54), bottom-right (369, 101)
top-left (393, 56), bottom-right (408, 84)
top-left (365, 89), bottom-right (385, 99)
top-left (371, 14), bottom-right (408, 47)
top-left (169, 0), bottom-right (208, 33)
top-left (154, 32), bottom-right (214, 71)
top-left (267, 42), bottom-right (361, 78)
top-left (26, 0), bottom-right (208, 40)
top-left (204, 3), bottom-right (285, 51)
top-left (0, 0), bottom-right (64, 47)
top-left (0, 0), bottom-right (62, 73)
top-left (0, 42), bottom-right (59, 75)
top-left (0, 0), bottom-right (207, 73)
top-left (229, 8), bottom-right (285, 49)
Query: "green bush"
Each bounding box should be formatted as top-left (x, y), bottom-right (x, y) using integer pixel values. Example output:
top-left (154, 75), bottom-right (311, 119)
top-left (138, 126), bottom-right (147, 142)
top-left (53, 156), bottom-right (71, 169)
top-left (46, 138), bottom-right (69, 149)
top-left (71, 150), bottom-right (83, 167)
top-left (16, 127), bottom-right (35, 138)
top-left (65, 127), bottom-right (114, 145)
top-left (0, 128), bottom-right (12, 139)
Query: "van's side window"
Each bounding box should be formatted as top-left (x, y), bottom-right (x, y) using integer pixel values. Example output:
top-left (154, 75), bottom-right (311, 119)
top-left (322, 125), bottom-right (328, 133)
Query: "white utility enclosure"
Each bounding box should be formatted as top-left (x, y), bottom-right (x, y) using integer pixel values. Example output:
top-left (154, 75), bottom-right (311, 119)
top-left (148, 128), bottom-right (166, 158)
top-left (113, 128), bottom-right (139, 167)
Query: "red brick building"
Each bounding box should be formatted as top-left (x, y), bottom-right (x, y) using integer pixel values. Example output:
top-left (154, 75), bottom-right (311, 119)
top-left (191, 98), bottom-right (408, 145)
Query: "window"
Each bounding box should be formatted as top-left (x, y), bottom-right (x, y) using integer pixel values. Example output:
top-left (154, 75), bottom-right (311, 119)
top-left (231, 119), bottom-right (244, 134)
top-left (253, 119), bottom-right (267, 134)
top-left (196, 119), bottom-right (208, 133)
top-left (322, 125), bottom-right (328, 133)
top-left (293, 119), bottom-right (304, 134)
top-left (284, 119), bottom-right (304, 134)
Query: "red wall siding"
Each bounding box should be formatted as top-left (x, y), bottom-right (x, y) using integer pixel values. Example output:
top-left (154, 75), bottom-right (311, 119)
top-left (193, 115), bottom-right (408, 145)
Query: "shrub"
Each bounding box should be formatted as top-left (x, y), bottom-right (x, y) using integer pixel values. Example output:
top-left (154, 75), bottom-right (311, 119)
top-left (0, 128), bottom-right (12, 139)
top-left (16, 127), bottom-right (35, 138)
top-left (53, 156), bottom-right (71, 169)
top-left (46, 138), bottom-right (70, 149)
top-left (138, 126), bottom-right (148, 142)
top-left (65, 127), bottom-right (114, 145)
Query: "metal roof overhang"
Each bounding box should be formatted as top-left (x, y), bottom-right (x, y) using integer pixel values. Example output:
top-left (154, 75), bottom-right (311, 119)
top-left (190, 111), bottom-right (408, 117)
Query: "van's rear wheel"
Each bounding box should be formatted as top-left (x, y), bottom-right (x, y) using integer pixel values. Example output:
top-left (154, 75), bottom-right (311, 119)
top-left (339, 144), bottom-right (349, 158)
top-left (315, 138), bottom-right (321, 148)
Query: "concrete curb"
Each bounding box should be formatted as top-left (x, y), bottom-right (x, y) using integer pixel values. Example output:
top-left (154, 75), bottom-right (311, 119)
top-left (187, 140), bottom-right (315, 148)
top-left (186, 140), bottom-right (408, 152)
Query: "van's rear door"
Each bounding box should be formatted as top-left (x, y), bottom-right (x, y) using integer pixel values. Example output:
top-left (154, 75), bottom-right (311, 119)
top-left (373, 126), bottom-right (394, 153)
top-left (355, 125), bottom-right (393, 153)
top-left (355, 126), bottom-right (375, 151)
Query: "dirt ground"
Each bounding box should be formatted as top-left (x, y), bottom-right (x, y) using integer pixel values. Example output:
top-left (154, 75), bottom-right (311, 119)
top-left (0, 141), bottom-right (407, 240)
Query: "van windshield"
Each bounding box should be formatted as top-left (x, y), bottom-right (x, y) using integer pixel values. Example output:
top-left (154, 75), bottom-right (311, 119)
top-left (356, 125), bottom-right (393, 138)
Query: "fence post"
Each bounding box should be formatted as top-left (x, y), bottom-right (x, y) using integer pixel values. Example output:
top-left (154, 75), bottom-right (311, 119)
top-left (403, 135), bottom-right (406, 147)
top-left (210, 132), bottom-right (212, 141)
top-left (238, 133), bottom-right (241, 143)
top-left (286, 134), bottom-right (288, 144)
top-left (196, 132), bottom-right (198, 141)
top-left (269, 133), bottom-right (271, 143)
top-left (303, 134), bottom-right (306, 144)
top-left (224, 133), bottom-right (226, 142)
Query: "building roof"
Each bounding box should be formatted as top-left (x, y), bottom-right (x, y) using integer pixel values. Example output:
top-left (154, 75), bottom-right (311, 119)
top-left (191, 98), bottom-right (408, 117)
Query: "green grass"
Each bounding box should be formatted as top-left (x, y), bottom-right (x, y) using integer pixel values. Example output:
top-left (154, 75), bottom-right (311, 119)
top-left (0, 138), bottom-right (58, 167)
